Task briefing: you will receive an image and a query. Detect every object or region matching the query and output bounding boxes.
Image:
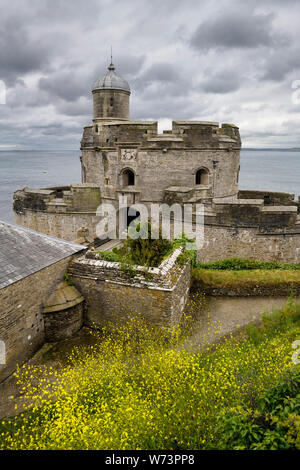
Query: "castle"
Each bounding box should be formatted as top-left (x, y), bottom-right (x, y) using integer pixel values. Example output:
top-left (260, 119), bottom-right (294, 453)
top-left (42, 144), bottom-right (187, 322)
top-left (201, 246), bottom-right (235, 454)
top-left (13, 60), bottom-right (300, 262)
top-left (2, 61), bottom-right (300, 385)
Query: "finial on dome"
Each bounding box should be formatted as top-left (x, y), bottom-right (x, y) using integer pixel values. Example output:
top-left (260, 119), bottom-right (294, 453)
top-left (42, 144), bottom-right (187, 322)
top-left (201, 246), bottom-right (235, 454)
top-left (108, 46), bottom-right (115, 71)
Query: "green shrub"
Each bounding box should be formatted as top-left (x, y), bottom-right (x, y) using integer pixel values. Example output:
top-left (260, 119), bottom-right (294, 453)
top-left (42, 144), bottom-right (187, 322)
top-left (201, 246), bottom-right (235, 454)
top-left (94, 251), bottom-right (120, 262)
top-left (215, 370), bottom-right (300, 450)
top-left (95, 222), bottom-right (174, 267)
top-left (125, 221), bottom-right (173, 267)
top-left (173, 234), bottom-right (197, 267)
top-left (64, 273), bottom-right (74, 286)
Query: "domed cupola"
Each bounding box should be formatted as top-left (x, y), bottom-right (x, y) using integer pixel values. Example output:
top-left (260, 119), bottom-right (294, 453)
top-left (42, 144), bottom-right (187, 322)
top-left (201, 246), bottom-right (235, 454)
top-left (92, 62), bottom-right (131, 93)
top-left (92, 61), bottom-right (131, 121)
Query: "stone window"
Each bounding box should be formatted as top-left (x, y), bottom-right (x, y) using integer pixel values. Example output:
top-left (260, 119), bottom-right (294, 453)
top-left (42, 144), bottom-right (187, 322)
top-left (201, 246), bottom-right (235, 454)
top-left (110, 98), bottom-right (114, 107)
top-left (82, 165), bottom-right (87, 183)
top-left (95, 125), bottom-right (98, 133)
top-left (122, 169), bottom-right (135, 187)
top-left (195, 168), bottom-right (209, 185)
top-left (105, 178), bottom-right (109, 185)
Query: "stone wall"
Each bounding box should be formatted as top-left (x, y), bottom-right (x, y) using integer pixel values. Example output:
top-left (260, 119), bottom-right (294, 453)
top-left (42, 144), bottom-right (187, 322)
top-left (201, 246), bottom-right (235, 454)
top-left (0, 257), bottom-right (73, 383)
top-left (13, 184), bottom-right (102, 243)
top-left (81, 147), bottom-right (240, 203)
top-left (238, 190), bottom-right (299, 208)
top-left (93, 89), bottom-right (130, 121)
top-left (68, 248), bottom-right (191, 328)
top-left (14, 210), bottom-right (102, 243)
top-left (212, 199), bottom-right (298, 228)
top-left (198, 224), bottom-right (300, 263)
top-left (81, 120), bottom-right (241, 203)
top-left (43, 302), bottom-right (84, 342)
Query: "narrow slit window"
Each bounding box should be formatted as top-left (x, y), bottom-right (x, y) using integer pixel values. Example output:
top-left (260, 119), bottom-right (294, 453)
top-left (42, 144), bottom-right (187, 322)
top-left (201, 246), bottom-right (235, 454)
top-left (122, 169), bottom-right (135, 187)
top-left (195, 169), bottom-right (209, 185)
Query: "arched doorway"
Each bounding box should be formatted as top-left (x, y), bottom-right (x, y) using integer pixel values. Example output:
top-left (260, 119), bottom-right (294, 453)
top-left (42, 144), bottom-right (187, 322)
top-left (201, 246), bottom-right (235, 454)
top-left (118, 206), bottom-right (141, 233)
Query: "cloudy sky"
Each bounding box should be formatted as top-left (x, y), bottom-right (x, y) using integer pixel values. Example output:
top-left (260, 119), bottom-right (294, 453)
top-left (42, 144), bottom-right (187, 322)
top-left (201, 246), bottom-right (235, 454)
top-left (1, 0), bottom-right (300, 149)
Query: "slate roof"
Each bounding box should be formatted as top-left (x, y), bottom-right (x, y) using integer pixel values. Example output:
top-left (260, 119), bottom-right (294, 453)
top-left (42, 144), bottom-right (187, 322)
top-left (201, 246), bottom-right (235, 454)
top-left (0, 221), bottom-right (86, 290)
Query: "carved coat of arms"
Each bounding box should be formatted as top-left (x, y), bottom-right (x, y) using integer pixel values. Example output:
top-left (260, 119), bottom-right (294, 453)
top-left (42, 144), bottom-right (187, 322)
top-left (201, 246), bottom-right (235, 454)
top-left (121, 149), bottom-right (138, 162)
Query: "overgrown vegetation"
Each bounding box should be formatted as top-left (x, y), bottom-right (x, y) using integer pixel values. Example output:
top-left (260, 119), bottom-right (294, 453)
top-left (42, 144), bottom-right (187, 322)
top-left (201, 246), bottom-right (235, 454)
top-left (95, 222), bottom-right (173, 267)
top-left (216, 370), bottom-right (300, 450)
top-left (95, 228), bottom-right (196, 268)
top-left (64, 273), bottom-right (74, 286)
top-left (0, 300), bottom-right (299, 450)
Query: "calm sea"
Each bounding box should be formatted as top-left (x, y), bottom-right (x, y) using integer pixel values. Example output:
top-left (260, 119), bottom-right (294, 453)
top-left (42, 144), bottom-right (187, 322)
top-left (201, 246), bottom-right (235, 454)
top-left (0, 149), bottom-right (299, 223)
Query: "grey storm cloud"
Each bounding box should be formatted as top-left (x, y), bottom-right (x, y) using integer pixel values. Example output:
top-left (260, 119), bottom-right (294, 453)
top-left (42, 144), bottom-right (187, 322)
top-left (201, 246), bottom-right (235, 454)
top-left (0, 18), bottom-right (53, 84)
top-left (132, 63), bottom-right (190, 100)
top-left (39, 73), bottom-right (90, 102)
top-left (200, 70), bottom-right (243, 94)
top-left (261, 48), bottom-right (300, 81)
top-left (190, 11), bottom-right (286, 50)
top-left (1, 0), bottom-right (300, 149)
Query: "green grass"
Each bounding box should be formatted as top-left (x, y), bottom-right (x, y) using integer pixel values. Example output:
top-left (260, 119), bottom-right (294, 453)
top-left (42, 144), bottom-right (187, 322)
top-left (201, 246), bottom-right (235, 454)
top-left (196, 257), bottom-right (300, 271)
top-left (192, 267), bottom-right (300, 291)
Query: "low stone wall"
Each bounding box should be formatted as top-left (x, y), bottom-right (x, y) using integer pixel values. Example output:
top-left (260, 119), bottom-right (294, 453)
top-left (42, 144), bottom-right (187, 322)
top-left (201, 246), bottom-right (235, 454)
top-left (68, 248), bottom-right (191, 328)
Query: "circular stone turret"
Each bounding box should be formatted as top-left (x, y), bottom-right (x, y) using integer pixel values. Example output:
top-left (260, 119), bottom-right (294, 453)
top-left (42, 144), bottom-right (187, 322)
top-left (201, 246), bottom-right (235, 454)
top-left (92, 62), bottom-right (131, 121)
top-left (42, 281), bottom-right (84, 342)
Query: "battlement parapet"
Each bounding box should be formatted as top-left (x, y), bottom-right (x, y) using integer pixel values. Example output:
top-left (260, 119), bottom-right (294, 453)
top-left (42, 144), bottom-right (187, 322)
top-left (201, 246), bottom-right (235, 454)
top-left (13, 184), bottom-right (101, 215)
top-left (212, 196), bottom-right (298, 229)
top-left (238, 190), bottom-right (299, 209)
top-left (81, 120), bottom-right (241, 150)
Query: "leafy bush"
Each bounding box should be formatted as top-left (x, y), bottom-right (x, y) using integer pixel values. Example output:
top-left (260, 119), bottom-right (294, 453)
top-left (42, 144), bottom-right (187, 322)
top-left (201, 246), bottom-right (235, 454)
top-left (215, 370), bottom-right (300, 450)
top-left (94, 251), bottom-right (120, 263)
top-left (95, 222), bottom-right (173, 267)
top-left (64, 273), bottom-right (74, 286)
top-left (126, 222), bottom-right (173, 267)
top-left (95, 230), bottom-right (199, 268)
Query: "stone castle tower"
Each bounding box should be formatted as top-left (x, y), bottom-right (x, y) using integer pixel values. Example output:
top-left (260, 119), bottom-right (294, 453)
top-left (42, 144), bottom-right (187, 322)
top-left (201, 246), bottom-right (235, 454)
top-left (81, 60), bottom-right (242, 211)
top-left (92, 61), bottom-right (131, 122)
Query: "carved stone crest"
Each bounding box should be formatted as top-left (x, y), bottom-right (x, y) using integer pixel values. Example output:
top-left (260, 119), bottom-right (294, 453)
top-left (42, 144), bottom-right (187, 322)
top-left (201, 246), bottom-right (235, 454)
top-left (121, 149), bottom-right (138, 162)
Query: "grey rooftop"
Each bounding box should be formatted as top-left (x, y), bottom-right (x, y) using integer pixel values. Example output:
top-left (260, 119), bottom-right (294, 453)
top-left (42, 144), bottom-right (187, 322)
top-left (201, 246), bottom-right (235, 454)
top-left (0, 221), bottom-right (86, 290)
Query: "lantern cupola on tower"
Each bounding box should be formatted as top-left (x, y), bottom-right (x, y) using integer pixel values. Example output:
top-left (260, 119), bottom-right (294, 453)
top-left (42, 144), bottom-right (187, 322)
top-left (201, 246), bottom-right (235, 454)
top-left (92, 60), bottom-right (131, 121)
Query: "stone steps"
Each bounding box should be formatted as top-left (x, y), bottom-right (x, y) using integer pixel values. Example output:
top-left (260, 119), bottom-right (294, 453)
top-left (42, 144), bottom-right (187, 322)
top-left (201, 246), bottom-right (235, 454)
top-left (98, 239), bottom-right (122, 252)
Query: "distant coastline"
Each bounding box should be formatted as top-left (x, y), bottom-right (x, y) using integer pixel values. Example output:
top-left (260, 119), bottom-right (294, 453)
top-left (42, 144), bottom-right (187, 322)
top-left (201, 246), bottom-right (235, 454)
top-left (0, 147), bottom-right (299, 152)
top-left (242, 148), bottom-right (300, 152)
